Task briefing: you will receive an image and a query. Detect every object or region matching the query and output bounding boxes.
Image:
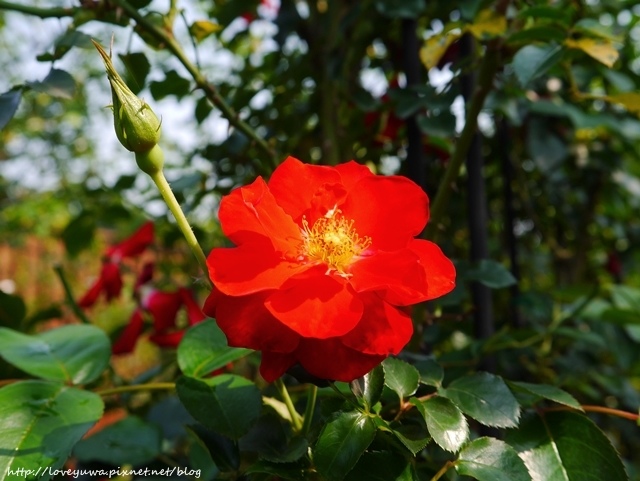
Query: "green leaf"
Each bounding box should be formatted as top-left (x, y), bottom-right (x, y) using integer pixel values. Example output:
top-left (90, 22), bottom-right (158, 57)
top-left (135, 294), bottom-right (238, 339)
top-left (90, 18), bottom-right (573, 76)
top-left (187, 427), bottom-right (220, 481)
top-left (0, 291), bottom-right (26, 329)
top-left (190, 20), bottom-right (222, 42)
top-left (61, 212), bottom-right (96, 256)
top-left (244, 460), bottom-right (308, 481)
top-left (28, 69), bottom-right (76, 99)
top-left (345, 451), bottom-right (416, 481)
top-left (55, 30), bottom-right (93, 49)
top-left (350, 364), bottom-right (384, 409)
top-left (383, 357), bottom-right (419, 401)
top-left (457, 437), bottom-right (531, 481)
top-left (0, 381), bottom-right (103, 481)
top-left (507, 411), bottom-right (628, 481)
top-left (0, 325), bottom-right (111, 385)
top-left (177, 319), bottom-right (252, 378)
top-left (415, 358), bottom-right (443, 387)
top-left (439, 372), bottom-right (520, 428)
top-left (465, 259), bottom-right (517, 289)
top-left (0, 88), bottom-right (22, 131)
top-left (74, 416), bottom-right (161, 466)
top-left (565, 38), bottom-right (618, 68)
top-left (512, 44), bottom-right (564, 87)
top-left (390, 422), bottom-right (430, 456)
top-left (374, 0), bottom-right (425, 18)
top-left (609, 285), bottom-right (640, 310)
top-left (508, 382), bottom-right (582, 411)
top-left (411, 396), bottom-right (468, 452)
top-left (119, 52), bottom-right (151, 95)
top-left (149, 70), bottom-right (191, 100)
top-left (313, 411), bottom-right (376, 481)
top-left (176, 374), bottom-right (261, 439)
top-left (573, 18), bottom-right (619, 41)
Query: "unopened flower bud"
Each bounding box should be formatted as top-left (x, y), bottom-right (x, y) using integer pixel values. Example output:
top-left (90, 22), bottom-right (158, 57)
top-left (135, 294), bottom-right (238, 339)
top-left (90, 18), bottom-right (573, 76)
top-left (92, 40), bottom-right (161, 153)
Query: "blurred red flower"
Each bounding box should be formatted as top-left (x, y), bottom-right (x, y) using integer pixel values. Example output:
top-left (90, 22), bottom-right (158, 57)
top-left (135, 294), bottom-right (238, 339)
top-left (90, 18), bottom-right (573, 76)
top-left (78, 222), bottom-right (154, 308)
top-left (112, 287), bottom-right (205, 354)
top-left (204, 156), bottom-right (455, 382)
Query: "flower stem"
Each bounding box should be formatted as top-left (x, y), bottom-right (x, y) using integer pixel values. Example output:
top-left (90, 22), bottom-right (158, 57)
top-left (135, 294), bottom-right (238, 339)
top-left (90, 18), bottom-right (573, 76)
top-left (275, 378), bottom-right (303, 432)
top-left (301, 385), bottom-right (318, 436)
top-left (430, 460), bottom-right (455, 481)
top-left (542, 404), bottom-right (639, 422)
top-left (149, 169), bottom-right (211, 289)
top-left (53, 264), bottom-right (90, 324)
top-left (0, 0), bottom-right (75, 18)
top-left (96, 382), bottom-right (175, 397)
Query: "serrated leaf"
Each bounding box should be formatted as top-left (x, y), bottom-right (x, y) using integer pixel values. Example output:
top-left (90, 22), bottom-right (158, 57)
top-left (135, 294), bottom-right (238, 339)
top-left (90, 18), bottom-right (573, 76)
top-left (0, 325), bottom-right (111, 385)
top-left (467, 9), bottom-right (507, 39)
top-left (0, 381), bottom-right (103, 481)
top-left (29, 69), bottom-right (76, 99)
top-left (512, 44), bottom-right (564, 87)
top-left (439, 372), bottom-right (520, 428)
top-left (411, 396), bottom-right (468, 452)
top-left (415, 358), bottom-right (443, 387)
top-left (350, 364), bottom-right (384, 409)
top-left (383, 357), bottom-right (419, 402)
top-left (177, 319), bottom-right (251, 378)
top-left (508, 382), bottom-right (582, 411)
top-left (420, 32), bottom-right (460, 70)
top-left (176, 374), bottom-right (261, 439)
top-left (506, 412), bottom-right (628, 481)
top-left (390, 422), bottom-right (430, 455)
top-left (457, 437), bottom-right (531, 481)
top-left (190, 20), bottom-right (222, 42)
top-left (74, 416), bottom-right (161, 466)
top-left (0, 88), bottom-right (22, 131)
top-left (565, 38), bottom-right (618, 68)
top-left (313, 411), bottom-right (376, 481)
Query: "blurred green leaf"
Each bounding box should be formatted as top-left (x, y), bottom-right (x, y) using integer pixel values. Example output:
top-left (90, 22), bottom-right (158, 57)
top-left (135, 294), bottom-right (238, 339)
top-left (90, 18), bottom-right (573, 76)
top-left (374, 0), bottom-right (425, 18)
top-left (0, 88), bottom-right (22, 131)
top-left (0, 325), bottom-right (110, 385)
top-left (465, 259), bottom-right (517, 289)
top-left (507, 412), bottom-right (628, 481)
top-left (0, 291), bottom-right (26, 329)
top-left (314, 411), bottom-right (376, 481)
top-left (440, 372), bottom-right (520, 428)
top-left (119, 52), bottom-right (151, 95)
top-left (457, 437), bottom-right (531, 481)
top-left (0, 381), bottom-right (103, 481)
top-left (150, 70), bottom-right (191, 100)
top-left (61, 212), bottom-right (96, 256)
top-left (74, 416), bottom-right (161, 466)
top-left (28, 69), bottom-right (76, 99)
top-left (177, 374), bottom-right (261, 439)
top-left (512, 44), bottom-right (563, 87)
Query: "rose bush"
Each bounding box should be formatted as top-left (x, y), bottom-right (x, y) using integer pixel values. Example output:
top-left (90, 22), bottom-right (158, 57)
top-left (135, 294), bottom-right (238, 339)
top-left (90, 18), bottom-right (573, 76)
top-left (204, 156), bottom-right (455, 382)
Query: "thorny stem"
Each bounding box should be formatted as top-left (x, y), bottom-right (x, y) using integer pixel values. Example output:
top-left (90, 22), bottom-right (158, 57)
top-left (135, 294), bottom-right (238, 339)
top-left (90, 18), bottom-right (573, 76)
top-left (149, 170), bottom-right (211, 288)
top-left (275, 378), bottom-right (303, 432)
top-left (0, 1), bottom-right (75, 18)
top-left (96, 382), bottom-right (175, 397)
top-left (301, 385), bottom-right (318, 435)
top-left (110, 0), bottom-right (278, 171)
top-left (53, 265), bottom-right (91, 324)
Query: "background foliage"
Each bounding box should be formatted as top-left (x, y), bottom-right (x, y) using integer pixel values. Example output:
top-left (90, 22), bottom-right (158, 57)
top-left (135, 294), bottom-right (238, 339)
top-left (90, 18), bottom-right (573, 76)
top-left (1, 0), bottom-right (640, 480)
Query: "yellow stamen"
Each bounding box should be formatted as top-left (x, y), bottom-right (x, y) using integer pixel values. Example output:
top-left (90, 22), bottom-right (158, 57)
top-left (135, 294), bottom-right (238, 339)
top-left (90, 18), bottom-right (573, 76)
top-left (301, 208), bottom-right (370, 274)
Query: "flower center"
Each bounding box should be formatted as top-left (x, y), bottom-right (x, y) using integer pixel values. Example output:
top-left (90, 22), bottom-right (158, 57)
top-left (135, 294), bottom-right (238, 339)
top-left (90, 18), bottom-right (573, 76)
top-left (301, 208), bottom-right (371, 274)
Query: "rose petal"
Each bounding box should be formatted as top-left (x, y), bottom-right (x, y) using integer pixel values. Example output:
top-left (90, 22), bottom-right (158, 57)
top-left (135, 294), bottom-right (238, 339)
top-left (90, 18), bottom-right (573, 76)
top-left (206, 289), bottom-right (300, 353)
top-left (112, 310), bottom-right (145, 355)
top-left (348, 249), bottom-right (428, 305)
top-left (409, 239), bottom-right (456, 300)
top-left (209, 240), bottom-right (311, 296)
top-left (144, 289), bottom-right (183, 331)
top-left (179, 288), bottom-right (205, 325)
top-left (341, 294), bottom-right (413, 355)
top-left (268, 156), bottom-right (345, 223)
top-left (260, 351), bottom-right (297, 382)
top-left (150, 330), bottom-right (184, 348)
top-left (219, 176), bottom-right (302, 255)
top-left (107, 221), bottom-right (154, 260)
top-left (341, 175), bottom-right (429, 250)
top-left (78, 277), bottom-right (103, 308)
top-left (296, 337), bottom-right (385, 382)
top-left (335, 161), bottom-right (373, 190)
top-left (101, 262), bottom-right (124, 302)
top-left (265, 274), bottom-right (363, 339)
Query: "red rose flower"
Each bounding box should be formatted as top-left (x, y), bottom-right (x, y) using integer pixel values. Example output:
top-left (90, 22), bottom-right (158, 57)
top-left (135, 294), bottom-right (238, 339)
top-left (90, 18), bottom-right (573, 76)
top-left (112, 287), bottom-right (205, 354)
top-left (204, 156), bottom-right (455, 382)
top-left (78, 222), bottom-right (154, 308)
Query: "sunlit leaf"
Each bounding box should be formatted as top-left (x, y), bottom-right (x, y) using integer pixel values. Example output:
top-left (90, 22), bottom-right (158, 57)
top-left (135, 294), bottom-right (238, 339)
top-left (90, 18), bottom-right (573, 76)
top-left (565, 38), bottom-right (618, 68)
top-left (457, 437), bottom-right (531, 481)
top-left (466, 9), bottom-right (507, 39)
